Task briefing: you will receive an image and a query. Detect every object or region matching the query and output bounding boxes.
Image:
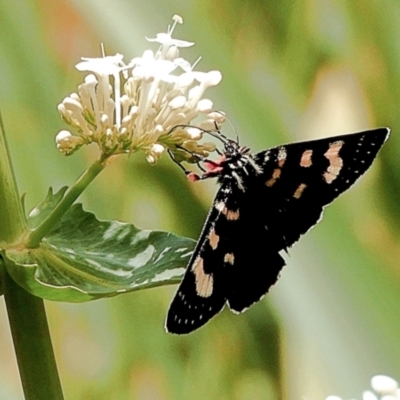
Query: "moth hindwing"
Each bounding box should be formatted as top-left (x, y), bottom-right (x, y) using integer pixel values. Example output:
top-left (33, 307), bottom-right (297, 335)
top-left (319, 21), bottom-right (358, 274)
top-left (165, 128), bottom-right (390, 334)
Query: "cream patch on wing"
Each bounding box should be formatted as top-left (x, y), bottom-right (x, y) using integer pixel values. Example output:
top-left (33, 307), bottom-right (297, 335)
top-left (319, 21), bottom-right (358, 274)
top-left (323, 141), bottom-right (344, 184)
top-left (192, 257), bottom-right (213, 298)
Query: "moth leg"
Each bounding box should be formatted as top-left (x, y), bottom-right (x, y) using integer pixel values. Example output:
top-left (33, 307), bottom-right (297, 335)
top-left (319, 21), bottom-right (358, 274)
top-left (167, 149), bottom-right (207, 181)
top-left (167, 149), bottom-right (191, 173)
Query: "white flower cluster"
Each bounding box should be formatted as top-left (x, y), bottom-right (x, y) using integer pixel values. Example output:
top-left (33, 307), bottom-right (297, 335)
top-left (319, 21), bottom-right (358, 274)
top-left (56, 15), bottom-right (224, 164)
top-left (326, 375), bottom-right (400, 400)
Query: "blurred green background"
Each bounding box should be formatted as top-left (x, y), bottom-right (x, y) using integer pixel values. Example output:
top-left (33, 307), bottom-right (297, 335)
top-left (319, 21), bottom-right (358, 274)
top-left (0, 0), bottom-right (399, 399)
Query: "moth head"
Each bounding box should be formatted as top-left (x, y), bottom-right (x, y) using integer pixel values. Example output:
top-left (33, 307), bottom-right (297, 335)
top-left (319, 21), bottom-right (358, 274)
top-left (223, 140), bottom-right (250, 160)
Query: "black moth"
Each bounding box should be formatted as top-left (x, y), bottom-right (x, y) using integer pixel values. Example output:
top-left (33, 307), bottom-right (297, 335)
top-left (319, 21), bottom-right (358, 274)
top-left (166, 128), bottom-right (390, 334)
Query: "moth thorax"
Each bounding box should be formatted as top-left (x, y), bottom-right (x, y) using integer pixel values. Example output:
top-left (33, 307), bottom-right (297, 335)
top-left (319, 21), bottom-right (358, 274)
top-left (222, 154), bottom-right (256, 190)
top-left (226, 154), bottom-right (251, 171)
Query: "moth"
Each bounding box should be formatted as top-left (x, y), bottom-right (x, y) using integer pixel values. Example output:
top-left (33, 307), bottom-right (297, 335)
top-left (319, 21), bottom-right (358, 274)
top-left (165, 128), bottom-right (390, 334)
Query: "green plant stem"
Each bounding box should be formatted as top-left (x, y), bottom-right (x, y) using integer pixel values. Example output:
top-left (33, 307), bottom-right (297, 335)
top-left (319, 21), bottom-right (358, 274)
top-left (0, 112), bottom-right (26, 243)
top-left (0, 113), bottom-right (63, 398)
top-left (27, 158), bottom-right (107, 248)
top-left (2, 267), bottom-right (64, 400)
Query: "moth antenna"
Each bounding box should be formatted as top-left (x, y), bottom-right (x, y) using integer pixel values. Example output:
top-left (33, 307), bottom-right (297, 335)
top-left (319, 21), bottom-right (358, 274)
top-left (212, 119), bottom-right (240, 148)
top-left (174, 144), bottom-right (205, 162)
top-left (168, 124), bottom-right (230, 146)
top-left (214, 112), bottom-right (238, 144)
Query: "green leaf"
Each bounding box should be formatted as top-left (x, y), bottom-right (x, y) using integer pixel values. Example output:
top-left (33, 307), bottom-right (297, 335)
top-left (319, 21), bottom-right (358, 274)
top-left (4, 203), bottom-right (194, 302)
top-left (27, 186), bottom-right (68, 229)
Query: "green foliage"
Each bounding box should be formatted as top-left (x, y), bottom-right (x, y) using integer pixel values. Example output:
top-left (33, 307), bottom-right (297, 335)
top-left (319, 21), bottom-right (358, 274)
top-left (4, 188), bottom-right (194, 302)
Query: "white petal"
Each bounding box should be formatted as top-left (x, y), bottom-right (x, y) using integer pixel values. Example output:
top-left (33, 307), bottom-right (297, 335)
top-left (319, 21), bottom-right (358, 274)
top-left (363, 391), bottom-right (378, 400)
top-left (100, 114), bottom-right (109, 126)
top-left (169, 38), bottom-right (195, 47)
top-left (202, 142), bottom-right (216, 152)
top-left (76, 54), bottom-right (124, 75)
top-left (154, 124), bottom-right (164, 134)
top-left (381, 395), bottom-right (397, 400)
top-left (165, 46), bottom-right (179, 60)
top-left (208, 111), bottom-right (226, 123)
top-left (371, 375), bottom-right (398, 394)
top-left (203, 70), bottom-right (222, 87)
top-left (146, 33), bottom-right (170, 44)
top-left (173, 15), bottom-right (183, 24)
top-left (55, 130), bottom-right (72, 141)
top-left (146, 33), bottom-right (194, 48)
top-left (186, 127), bottom-right (202, 140)
top-left (169, 96), bottom-right (186, 110)
top-left (197, 99), bottom-right (213, 113)
top-left (70, 93), bottom-right (80, 102)
top-left (63, 98), bottom-right (84, 112)
top-left (57, 103), bottom-right (70, 118)
top-left (188, 85), bottom-right (202, 102)
top-left (174, 58), bottom-right (192, 72)
top-left (146, 154), bottom-right (156, 164)
top-left (175, 72), bottom-right (195, 88)
top-left (151, 143), bottom-right (165, 155)
top-left (190, 70), bottom-right (222, 86)
top-left (197, 119), bottom-right (217, 131)
top-left (84, 74), bottom-right (98, 87)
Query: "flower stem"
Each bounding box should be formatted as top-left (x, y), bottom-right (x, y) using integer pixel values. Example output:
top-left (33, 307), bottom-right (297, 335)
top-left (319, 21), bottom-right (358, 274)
top-left (26, 158), bottom-right (107, 248)
top-left (0, 112), bottom-right (26, 243)
top-left (1, 264), bottom-right (64, 400)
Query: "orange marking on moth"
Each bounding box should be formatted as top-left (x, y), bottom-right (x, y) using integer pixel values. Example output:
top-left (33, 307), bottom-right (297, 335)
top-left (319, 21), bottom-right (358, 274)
top-left (277, 147), bottom-right (287, 167)
top-left (225, 209), bottom-right (240, 220)
top-left (265, 168), bottom-right (281, 187)
top-left (216, 201), bottom-right (240, 220)
top-left (192, 257), bottom-right (213, 298)
top-left (293, 183), bottom-right (307, 199)
top-left (300, 149), bottom-right (313, 167)
top-left (323, 141), bottom-right (344, 183)
top-left (209, 228), bottom-right (219, 250)
top-left (224, 253), bottom-right (235, 265)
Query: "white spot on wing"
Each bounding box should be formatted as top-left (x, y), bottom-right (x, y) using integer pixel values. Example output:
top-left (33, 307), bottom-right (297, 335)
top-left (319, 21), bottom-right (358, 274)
top-left (215, 201), bottom-right (225, 213)
top-left (277, 147), bottom-right (287, 167)
top-left (215, 201), bottom-right (240, 220)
